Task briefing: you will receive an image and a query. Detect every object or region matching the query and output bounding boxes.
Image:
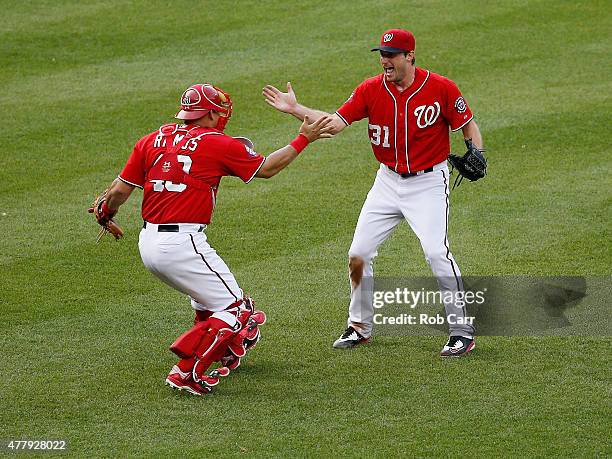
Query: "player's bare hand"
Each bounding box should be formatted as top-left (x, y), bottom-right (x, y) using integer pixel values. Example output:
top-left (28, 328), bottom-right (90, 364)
top-left (299, 115), bottom-right (334, 142)
top-left (262, 82), bottom-right (298, 114)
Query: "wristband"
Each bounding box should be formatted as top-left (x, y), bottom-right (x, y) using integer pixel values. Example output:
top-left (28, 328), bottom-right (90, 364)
top-left (101, 201), bottom-right (117, 219)
top-left (289, 134), bottom-right (309, 154)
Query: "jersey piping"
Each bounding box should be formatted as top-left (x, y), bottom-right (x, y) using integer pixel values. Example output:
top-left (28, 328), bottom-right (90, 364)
top-left (402, 71), bottom-right (430, 173)
top-left (246, 157), bottom-right (266, 184)
top-left (118, 176), bottom-right (143, 189)
top-left (381, 80), bottom-right (399, 171)
top-left (335, 111), bottom-right (349, 127)
top-left (450, 114), bottom-right (474, 132)
top-left (382, 71), bottom-right (430, 173)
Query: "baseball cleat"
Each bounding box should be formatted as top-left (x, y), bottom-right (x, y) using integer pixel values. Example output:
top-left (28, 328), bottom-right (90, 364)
top-left (332, 326), bottom-right (371, 349)
top-left (165, 370), bottom-right (212, 396)
top-left (440, 336), bottom-right (475, 357)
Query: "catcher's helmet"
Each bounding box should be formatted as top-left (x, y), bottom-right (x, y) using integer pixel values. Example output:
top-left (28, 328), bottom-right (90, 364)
top-left (175, 84), bottom-right (233, 130)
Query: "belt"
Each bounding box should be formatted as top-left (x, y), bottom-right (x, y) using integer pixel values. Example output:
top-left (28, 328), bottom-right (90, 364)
top-left (387, 165), bottom-right (434, 178)
top-left (143, 221), bottom-right (206, 232)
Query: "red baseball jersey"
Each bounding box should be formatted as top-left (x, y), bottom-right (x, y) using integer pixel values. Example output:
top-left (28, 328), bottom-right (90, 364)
top-left (119, 124), bottom-right (265, 224)
top-left (336, 68), bottom-right (473, 173)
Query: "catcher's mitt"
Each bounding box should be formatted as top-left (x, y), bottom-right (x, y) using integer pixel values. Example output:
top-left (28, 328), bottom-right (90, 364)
top-left (448, 139), bottom-right (487, 189)
top-left (88, 190), bottom-right (124, 242)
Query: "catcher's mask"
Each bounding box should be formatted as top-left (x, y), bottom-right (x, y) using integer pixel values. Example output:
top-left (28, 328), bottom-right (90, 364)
top-left (175, 83), bottom-right (233, 131)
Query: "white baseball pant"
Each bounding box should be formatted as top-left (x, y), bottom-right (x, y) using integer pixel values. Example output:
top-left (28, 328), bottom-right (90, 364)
top-left (348, 161), bottom-right (474, 338)
top-left (138, 222), bottom-right (243, 312)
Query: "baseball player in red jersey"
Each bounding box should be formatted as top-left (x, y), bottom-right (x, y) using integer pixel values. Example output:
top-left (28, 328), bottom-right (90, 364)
top-left (91, 83), bottom-right (332, 395)
top-left (263, 29), bottom-right (485, 357)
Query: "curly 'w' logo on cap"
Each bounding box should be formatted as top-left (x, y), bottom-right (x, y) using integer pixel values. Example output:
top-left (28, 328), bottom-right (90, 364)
top-left (383, 33), bottom-right (394, 42)
top-left (181, 88), bottom-right (201, 107)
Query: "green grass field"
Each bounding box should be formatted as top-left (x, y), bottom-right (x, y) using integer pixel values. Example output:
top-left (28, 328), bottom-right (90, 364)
top-left (1, 0), bottom-right (611, 456)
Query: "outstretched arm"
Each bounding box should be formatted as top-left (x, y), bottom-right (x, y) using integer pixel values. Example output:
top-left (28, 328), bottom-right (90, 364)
top-left (262, 82), bottom-right (347, 135)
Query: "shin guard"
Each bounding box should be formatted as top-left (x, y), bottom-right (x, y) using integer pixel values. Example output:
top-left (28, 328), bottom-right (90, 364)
top-left (190, 312), bottom-right (240, 381)
top-left (169, 321), bottom-right (211, 359)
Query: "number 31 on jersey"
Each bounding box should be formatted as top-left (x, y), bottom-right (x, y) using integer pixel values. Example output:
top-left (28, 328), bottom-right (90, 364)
top-left (368, 124), bottom-right (390, 147)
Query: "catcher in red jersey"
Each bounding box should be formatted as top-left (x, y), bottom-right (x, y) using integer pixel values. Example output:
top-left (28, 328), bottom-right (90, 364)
top-left (91, 83), bottom-right (332, 395)
top-left (263, 29), bottom-right (486, 357)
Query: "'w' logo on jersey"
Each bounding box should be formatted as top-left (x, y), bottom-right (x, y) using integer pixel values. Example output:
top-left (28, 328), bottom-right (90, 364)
top-left (414, 102), bottom-right (441, 129)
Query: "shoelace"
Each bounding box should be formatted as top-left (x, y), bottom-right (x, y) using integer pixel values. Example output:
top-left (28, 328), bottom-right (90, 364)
top-left (447, 336), bottom-right (460, 346)
top-left (341, 327), bottom-right (356, 339)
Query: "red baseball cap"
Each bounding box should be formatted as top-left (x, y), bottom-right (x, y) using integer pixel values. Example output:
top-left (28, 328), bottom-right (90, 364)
top-left (371, 29), bottom-right (416, 53)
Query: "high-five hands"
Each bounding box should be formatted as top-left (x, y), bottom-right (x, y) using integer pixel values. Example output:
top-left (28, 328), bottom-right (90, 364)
top-left (299, 115), bottom-right (334, 142)
top-left (263, 82), bottom-right (298, 114)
